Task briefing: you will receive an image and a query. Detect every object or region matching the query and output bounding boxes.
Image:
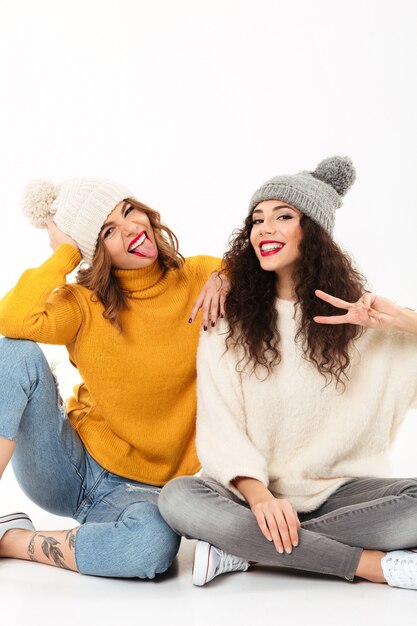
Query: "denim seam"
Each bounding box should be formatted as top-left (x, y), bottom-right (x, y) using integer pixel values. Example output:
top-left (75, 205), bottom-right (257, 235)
top-left (74, 469), bottom-right (109, 518)
top-left (302, 495), bottom-right (400, 530)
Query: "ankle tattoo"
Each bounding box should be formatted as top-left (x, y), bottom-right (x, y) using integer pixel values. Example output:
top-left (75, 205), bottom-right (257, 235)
top-left (27, 532), bottom-right (71, 569)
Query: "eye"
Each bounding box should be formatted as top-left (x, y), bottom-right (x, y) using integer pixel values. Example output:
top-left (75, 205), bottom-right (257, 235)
top-left (102, 227), bottom-right (114, 239)
top-left (124, 205), bottom-right (134, 217)
top-left (252, 218), bottom-right (263, 225)
top-left (277, 214), bottom-right (293, 220)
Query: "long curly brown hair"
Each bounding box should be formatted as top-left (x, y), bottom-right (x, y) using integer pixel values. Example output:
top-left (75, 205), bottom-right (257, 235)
top-left (76, 198), bottom-right (184, 330)
top-left (223, 212), bottom-right (367, 386)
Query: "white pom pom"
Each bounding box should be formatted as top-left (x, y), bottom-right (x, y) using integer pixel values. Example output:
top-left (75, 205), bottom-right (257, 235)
top-left (21, 179), bottom-right (58, 228)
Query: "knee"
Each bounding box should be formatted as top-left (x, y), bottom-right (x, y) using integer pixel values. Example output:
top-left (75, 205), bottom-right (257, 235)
top-left (398, 478), bottom-right (417, 500)
top-left (0, 338), bottom-right (45, 371)
top-left (159, 476), bottom-right (198, 529)
top-left (120, 502), bottom-right (180, 579)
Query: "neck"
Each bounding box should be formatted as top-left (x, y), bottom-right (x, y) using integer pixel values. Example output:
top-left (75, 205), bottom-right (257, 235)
top-left (276, 271), bottom-right (296, 301)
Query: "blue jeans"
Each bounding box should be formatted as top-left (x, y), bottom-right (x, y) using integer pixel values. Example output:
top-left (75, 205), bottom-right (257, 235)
top-left (0, 338), bottom-right (180, 578)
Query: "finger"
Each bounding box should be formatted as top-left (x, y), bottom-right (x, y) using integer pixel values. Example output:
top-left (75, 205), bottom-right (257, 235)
top-left (219, 292), bottom-right (226, 319)
top-left (209, 292), bottom-right (221, 327)
top-left (368, 309), bottom-right (383, 322)
top-left (273, 511), bottom-right (293, 554)
top-left (201, 301), bottom-right (211, 331)
top-left (315, 290), bottom-right (352, 310)
top-left (253, 510), bottom-right (273, 543)
top-left (281, 505), bottom-right (299, 547)
top-left (313, 314), bottom-right (350, 325)
top-left (264, 510), bottom-right (284, 553)
top-left (188, 291), bottom-right (206, 324)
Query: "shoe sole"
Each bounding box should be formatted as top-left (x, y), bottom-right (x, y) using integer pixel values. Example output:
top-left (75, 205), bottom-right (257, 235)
top-left (192, 541), bottom-right (212, 586)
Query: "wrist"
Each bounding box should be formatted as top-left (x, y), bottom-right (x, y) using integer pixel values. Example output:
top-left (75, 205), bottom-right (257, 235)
top-left (249, 492), bottom-right (275, 508)
top-left (393, 306), bottom-right (417, 336)
top-left (232, 476), bottom-right (274, 508)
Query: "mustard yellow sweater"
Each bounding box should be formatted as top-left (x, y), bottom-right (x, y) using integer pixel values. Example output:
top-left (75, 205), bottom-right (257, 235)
top-left (0, 244), bottom-right (220, 485)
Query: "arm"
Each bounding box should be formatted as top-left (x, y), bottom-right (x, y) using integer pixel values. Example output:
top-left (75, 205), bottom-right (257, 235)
top-left (197, 328), bottom-right (300, 553)
top-left (196, 324), bottom-right (269, 492)
top-left (314, 290), bottom-right (417, 336)
top-left (189, 271), bottom-right (230, 329)
top-left (0, 243), bottom-right (83, 345)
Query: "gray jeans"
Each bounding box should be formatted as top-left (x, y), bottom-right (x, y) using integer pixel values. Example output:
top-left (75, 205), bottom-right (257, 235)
top-left (158, 475), bottom-right (417, 580)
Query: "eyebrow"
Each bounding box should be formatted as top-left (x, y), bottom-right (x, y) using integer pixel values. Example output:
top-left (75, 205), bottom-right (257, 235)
top-left (252, 204), bottom-right (295, 215)
top-left (100, 202), bottom-right (130, 233)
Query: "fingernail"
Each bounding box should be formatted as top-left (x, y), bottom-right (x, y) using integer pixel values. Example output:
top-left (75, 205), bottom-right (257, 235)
top-left (188, 318), bottom-right (193, 324)
top-left (278, 548), bottom-right (284, 554)
top-left (220, 314), bottom-right (224, 318)
top-left (211, 321), bottom-right (215, 327)
top-left (203, 325), bottom-right (208, 331)
top-left (293, 542), bottom-right (298, 547)
top-left (286, 548), bottom-right (292, 554)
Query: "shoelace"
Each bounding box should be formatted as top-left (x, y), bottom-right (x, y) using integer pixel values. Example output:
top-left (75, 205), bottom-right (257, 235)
top-left (218, 551), bottom-right (247, 575)
top-left (386, 555), bottom-right (417, 585)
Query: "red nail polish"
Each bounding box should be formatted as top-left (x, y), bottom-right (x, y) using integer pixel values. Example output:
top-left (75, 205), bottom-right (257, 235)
top-left (211, 321), bottom-right (215, 327)
top-left (188, 318), bottom-right (192, 324)
top-left (203, 325), bottom-right (208, 331)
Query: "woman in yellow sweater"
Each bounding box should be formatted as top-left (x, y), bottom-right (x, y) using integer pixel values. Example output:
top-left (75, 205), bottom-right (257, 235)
top-left (0, 177), bottom-right (221, 578)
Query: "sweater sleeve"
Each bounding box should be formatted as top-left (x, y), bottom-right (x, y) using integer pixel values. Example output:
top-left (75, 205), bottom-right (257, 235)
top-left (0, 244), bottom-right (83, 345)
top-left (184, 255), bottom-right (222, 290)
top-left (196, 321), bottom-right (269, 499)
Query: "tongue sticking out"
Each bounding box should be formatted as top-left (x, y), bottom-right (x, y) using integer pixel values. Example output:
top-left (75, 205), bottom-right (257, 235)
top-left (132, 235), bottom-right (157, 258)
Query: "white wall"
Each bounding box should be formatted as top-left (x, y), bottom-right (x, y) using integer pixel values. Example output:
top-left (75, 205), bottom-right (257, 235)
top-left (0, 0), bottom-right (416, 521)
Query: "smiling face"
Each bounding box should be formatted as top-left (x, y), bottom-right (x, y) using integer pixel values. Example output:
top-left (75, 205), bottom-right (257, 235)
top-left (99, 201), bottom-right (158, 269)
top-left (249, 199), bottom-right (303, 297)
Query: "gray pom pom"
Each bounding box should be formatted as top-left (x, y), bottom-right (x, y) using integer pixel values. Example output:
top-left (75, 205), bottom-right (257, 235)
top-left (21, 180), bottom-right (58, 228)
top-left (312, 156), bottom-right (356, 196)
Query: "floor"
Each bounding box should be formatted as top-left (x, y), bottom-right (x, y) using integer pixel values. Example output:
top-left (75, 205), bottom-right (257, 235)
top-left (1, 464), bottom-right (417, 626)
top-left (1, 523), bottom-right (416, 626)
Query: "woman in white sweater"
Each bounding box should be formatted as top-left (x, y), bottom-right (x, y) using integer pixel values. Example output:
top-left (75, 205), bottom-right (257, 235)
top-left (159, 156), bottom-right (417, 590)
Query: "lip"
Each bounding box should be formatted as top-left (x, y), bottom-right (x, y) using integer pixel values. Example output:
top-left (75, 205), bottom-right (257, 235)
top-left (128, 230), bottom-right (147, 256)
top-left (259, 239), bottom-right (285, 257)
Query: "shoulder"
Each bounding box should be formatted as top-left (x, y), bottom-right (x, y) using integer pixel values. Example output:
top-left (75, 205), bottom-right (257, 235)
top-left (182, 255), bottom-right (221, 279)
top-left (197, 319), bottom-right (236, 364)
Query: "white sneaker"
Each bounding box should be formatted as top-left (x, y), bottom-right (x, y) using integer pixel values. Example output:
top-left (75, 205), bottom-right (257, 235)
top-left (192, 540), bottom-right (249, 586)
top-left (381, 550), bottom-right (417, 589)
top-left (0, 513), bottom-right (35, 540)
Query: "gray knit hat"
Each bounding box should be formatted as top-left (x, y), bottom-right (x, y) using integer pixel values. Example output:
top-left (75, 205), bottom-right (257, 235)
top-left (21, 177), bottom-right (133, 264)
top-left (249, 156), bottom-right (356, 234)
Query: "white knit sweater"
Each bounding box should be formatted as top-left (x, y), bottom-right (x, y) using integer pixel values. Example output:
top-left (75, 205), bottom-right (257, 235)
top-left (196, 299), bottom-right (417, 512)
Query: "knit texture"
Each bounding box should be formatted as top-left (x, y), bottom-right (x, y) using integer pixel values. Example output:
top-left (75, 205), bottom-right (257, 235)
top-left (196, 300), bottom-right (417, 512)
top-left (22, 178), bottom-right (132, 264)
top-left (248, 156), bottom-right (355, 234)
top-left (0, 246), bottom-right (220, 484)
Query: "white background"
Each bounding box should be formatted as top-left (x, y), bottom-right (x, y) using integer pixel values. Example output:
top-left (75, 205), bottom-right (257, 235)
top-left (0, 1), bottom-right (416, 622)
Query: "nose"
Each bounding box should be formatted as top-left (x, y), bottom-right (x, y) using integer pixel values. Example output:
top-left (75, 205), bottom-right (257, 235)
top-left (259, 219), bottom-right (276, 236)
top-left (122, 222), bottom-right (137, 237)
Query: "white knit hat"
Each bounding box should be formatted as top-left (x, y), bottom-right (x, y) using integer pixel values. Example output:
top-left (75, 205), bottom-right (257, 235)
top-left (22, 177), bottom-right (133, 264)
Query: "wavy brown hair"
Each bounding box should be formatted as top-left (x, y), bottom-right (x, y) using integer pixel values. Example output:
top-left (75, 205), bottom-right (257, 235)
top-left (76, 198), bottom-right (184, 330)
top-left (223, 212), bottom-right (367, 387)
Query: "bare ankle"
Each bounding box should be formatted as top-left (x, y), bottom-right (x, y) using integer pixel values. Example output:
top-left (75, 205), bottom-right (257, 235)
top-left (0, 528), bottom-right (31, 557)
top-left (356, 550), bottom-right (387, 583)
